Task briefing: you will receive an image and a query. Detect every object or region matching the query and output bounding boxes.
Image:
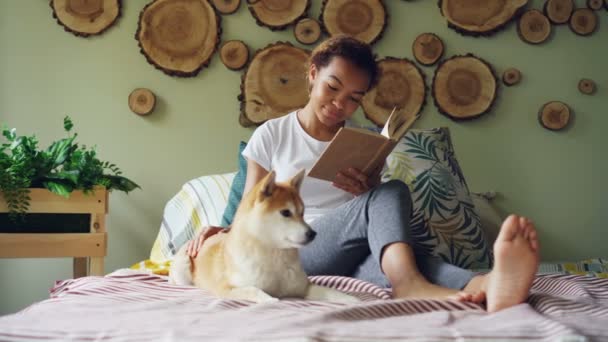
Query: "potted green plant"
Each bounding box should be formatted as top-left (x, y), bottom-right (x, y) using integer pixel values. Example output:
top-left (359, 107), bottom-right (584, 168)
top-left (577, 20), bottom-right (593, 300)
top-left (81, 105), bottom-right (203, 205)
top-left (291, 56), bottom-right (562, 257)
top-left (0, 116), bottom-right (139, 232)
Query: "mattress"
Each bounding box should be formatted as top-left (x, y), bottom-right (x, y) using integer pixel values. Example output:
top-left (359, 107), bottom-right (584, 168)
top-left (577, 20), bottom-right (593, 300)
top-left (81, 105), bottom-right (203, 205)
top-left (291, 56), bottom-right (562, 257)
top-left (0, 268), bottom-right (606, 341)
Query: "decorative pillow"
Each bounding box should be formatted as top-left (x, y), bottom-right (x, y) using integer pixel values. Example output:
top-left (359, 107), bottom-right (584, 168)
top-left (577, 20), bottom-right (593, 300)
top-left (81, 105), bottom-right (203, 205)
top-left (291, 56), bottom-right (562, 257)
top-left (147, 172), bottom-right (235, 264)
top-left (470, 191), bottom-right (504, 247)
top-left (221, 141), bottom-right (247, 227)
top-left (382, 127), bottom-right (492, 269)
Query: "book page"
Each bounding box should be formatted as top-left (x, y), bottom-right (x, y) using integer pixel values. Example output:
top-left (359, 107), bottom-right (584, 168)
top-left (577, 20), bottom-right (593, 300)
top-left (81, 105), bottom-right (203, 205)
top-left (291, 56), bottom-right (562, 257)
top-left (388, 109), bottom-right (406, 139)
top-left (380, 107), bottom-right (397, 138)
top-left (391, 113), bottom-right (418, 141)
top-left (308, 127), bottom-right (388, 182)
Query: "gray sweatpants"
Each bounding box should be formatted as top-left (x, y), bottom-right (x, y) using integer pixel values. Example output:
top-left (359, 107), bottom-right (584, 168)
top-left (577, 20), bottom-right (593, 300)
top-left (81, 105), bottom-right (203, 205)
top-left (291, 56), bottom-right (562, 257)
top-left (299, 180), bottom-right (475, 290)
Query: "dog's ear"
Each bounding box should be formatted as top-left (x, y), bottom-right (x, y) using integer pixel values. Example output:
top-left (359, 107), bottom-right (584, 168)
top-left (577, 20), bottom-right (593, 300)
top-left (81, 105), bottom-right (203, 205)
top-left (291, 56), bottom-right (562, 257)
top-left (259, 171), bottom-right (277, 199)
top-left (289, 169), bottom-right (306, 192)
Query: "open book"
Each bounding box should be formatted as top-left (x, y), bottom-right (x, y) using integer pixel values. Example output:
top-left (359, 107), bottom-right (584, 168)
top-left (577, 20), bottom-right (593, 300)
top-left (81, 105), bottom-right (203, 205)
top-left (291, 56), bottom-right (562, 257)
top-left (308, 107), bottom-right (417, 182)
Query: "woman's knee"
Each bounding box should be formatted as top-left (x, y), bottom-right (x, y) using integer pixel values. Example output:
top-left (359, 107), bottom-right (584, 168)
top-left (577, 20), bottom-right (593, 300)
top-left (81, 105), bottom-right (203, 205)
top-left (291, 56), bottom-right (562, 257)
top-left (371, 179), bottom-right (413, 212)
top-left (376, 179), bottom-right (411, 200)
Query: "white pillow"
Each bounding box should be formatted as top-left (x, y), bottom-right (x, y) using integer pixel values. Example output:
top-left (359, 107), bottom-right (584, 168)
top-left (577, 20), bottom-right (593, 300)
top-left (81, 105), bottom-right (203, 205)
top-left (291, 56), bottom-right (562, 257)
top-left (149, 172), bottom-right (235, 263)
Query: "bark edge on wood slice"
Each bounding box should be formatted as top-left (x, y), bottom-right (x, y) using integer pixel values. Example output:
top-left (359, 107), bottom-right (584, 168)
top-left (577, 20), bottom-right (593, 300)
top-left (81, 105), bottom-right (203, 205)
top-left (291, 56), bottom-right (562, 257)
top-left (438, 0), bottom-right (528, 36)
top-left (432, 54), bottom-right (498, 121)
top-left (135, 0), bottom-right (221, 77)
top-left (587, 0), bottom-right (604, 10)
top-left (538, 101), bottom-right (571, 131)
top-left (238, 42), bottom-right (310, 127)
top-left (361, 57), bottom-right (427, 127)
top-left (248, 0), bottom-right (310, 31)
top-left (518, 9), bottom-right (552, 44)
top-left (220, 40), bottom-right (249, 70)
top-left (502, 68), bottom-right (522, 86)
top-left (543, 0), bottom-right (574, 24)
top-left (50, 0), bottom-right (122, 37)
top-left (569, 8), bottom-right (598, 36)
top-left (578, 78), bottom-right (597, 95)
top-left (294, 18), bottom-right (322, 45)
top-left (211, 0), bottom-right (241, 14)
top-left (128, 88), bottom-right (156, 116)
top-left (412, 33), bottom-right (444, 66)
top-left (319, 0), bottom-right (388, 45)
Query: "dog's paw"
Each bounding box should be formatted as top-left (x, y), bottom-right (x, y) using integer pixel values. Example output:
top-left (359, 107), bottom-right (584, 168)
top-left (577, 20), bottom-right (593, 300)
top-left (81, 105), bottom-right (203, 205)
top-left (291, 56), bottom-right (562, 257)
top-left (228, 286), bottom-right (278, 303)
top-left (253, 289), bottom-right (279, 303)
top-left (333, 292), bottom-right (361, 303)
top-left (305, 284), bottom-right (361, 303)
top-left (257, 295), bottom-right (280, 304)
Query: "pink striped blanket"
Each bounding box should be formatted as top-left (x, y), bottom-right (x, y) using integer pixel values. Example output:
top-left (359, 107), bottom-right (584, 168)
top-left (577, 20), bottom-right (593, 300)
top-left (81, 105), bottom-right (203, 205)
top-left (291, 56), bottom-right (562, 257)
top-left (0, 269), bottom-right (607, 341)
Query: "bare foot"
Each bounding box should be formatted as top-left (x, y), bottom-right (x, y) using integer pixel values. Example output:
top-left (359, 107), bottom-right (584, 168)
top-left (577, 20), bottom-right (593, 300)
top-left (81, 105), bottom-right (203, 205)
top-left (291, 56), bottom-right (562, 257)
top-left (393, 277), bottom-right (485, 304)
top-left (485, 215), bottom-right (540, 312)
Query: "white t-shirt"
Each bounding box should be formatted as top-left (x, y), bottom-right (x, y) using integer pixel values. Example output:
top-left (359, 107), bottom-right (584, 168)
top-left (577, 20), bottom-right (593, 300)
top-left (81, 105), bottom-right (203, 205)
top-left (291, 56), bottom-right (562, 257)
top-left (242, 111), bottom-right (355, 223)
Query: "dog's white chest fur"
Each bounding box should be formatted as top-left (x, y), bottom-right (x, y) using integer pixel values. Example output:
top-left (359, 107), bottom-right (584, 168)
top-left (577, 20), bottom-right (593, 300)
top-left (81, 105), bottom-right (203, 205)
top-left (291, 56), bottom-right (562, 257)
top-left (229, 247), bottom-right (309, 298)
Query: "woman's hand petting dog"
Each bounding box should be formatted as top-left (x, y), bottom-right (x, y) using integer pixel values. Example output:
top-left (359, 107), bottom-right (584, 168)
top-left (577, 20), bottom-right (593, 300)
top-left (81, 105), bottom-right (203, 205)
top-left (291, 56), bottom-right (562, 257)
top-left (333, 167), bottom-right (381, 196)
top-left (186, 226), bottom-right (226, 257)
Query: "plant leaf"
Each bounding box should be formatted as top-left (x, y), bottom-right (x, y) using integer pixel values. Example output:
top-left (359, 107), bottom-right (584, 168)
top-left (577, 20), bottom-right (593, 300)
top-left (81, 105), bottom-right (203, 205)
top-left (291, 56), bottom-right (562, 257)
top-left (101, 175), bottom-right (140, 192)
top-left (64, 116), bottom-right (73, 133)
top-left (43, 181), bottom-right (73, 198)
top-left (46, 136), bottom-right (76, 167)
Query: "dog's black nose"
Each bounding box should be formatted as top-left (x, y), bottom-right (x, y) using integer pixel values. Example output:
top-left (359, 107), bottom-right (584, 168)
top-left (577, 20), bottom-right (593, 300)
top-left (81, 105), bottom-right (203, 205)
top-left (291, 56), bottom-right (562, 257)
top-left (306, 229), bottom-right (317, 241)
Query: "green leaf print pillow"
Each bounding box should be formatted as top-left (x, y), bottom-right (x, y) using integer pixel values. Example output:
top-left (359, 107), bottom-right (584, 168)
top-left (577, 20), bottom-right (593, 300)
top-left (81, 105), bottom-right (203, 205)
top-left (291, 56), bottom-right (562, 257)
top-left (382, 127), bottom-right (492, 269)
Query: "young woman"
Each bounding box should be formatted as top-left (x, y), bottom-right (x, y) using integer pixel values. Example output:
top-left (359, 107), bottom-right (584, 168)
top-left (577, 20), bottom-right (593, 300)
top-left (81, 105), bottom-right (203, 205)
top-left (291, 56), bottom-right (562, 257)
top-left (189, 35), bottom-right (540, 312)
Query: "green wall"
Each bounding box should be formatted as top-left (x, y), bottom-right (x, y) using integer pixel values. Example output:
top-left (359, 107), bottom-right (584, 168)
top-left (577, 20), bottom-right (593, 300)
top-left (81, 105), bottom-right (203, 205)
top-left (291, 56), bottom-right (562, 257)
top-left (1, 0), bottom-right (606, 314)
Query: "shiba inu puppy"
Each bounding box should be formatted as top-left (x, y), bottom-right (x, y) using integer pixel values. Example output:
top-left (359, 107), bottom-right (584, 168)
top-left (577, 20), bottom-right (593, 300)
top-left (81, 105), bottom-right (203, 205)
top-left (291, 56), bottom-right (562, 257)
top-left (170, 170), bottom-right (359, 303)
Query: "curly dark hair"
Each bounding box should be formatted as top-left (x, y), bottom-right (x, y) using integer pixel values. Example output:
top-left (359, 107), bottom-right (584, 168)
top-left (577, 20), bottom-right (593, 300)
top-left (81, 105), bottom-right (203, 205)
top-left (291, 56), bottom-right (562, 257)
top-left (308, 35), bottom-right (379, 90)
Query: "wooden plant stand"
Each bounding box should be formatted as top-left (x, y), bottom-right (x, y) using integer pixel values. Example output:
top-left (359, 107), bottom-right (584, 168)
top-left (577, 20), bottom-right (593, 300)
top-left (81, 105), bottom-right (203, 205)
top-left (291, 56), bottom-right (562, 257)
top-left (0, 188), bottom-right (108, 278)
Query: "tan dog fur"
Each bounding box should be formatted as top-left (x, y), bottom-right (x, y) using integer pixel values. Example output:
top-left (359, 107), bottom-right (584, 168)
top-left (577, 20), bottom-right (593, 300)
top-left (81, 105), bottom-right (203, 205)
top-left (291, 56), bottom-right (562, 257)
top-left (169, 170), bottom-right (359, 303)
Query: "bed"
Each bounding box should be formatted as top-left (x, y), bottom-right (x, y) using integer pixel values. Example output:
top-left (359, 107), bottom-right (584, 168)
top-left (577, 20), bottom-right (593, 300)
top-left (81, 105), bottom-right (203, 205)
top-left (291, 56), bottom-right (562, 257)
top-left (1, 129), bottom-right (606, 341)
top-left (0, 267), bottom-right (607, 341)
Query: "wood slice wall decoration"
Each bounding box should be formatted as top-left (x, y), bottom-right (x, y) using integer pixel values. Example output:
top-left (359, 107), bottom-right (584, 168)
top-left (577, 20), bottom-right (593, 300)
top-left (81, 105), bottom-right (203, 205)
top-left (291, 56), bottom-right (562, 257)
top-left (587, 0), bottom-right (603, 10)
top-left (569, 8), bottom-right (598, 36)
top-left (438, 0), bottom-right (528, 36)
top-left (238, 42), bottom-right (310, 127)
top-left (220, 40), bottom-right (249, 70)
top-left (361, 57), bottom-right (426, 127)
top-left (50, 0), bottom-right (121, 37)
top-left (247, 0), bottom-right (310, 31)
top-left (294, 18), bottom-right (322, 45)
top-left (320, 0), bottom-right (387, 45)
top-left (502, 68), bottom-right (522, 86)
top-left (128, 88), bottom-right (156, 116)
top-left (543, 0), bottom-right (574, 24)
top-left (136, 0), bottom-right (221, 77)
top-left (518, 9), bottom-right (552, 44)
top-left (578, 79), bottom-right (596, 95)
top-left (432, 54), bottom-right (498, 121)
top-left (538, 101), bottom-right (571, 131)
top-left (412, 33), bottom-right (444, 66)
top-left (211, 0), bottom-right (241, 14)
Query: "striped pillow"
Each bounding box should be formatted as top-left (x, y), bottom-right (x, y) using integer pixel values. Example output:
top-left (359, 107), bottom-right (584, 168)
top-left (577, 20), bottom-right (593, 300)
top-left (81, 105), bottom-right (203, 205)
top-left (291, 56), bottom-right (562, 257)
top-left (148, 172), bottom-right (235, 264)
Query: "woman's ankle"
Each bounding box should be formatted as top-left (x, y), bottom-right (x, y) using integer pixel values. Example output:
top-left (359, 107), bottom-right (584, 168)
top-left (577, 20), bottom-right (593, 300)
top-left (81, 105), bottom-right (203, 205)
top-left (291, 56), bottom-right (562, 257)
top-left (392, 278), bottom-right (460, 299)
top-left (391, 275), bottom-right (433, 297)
top-left (463, 274), bottom-right (487, 294)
